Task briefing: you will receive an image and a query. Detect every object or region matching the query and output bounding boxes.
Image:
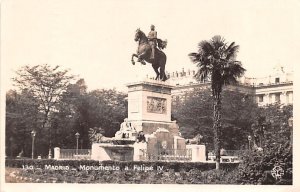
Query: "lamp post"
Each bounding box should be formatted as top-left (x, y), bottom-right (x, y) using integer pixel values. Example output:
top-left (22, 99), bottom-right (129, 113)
top-left (9, 137), bottom-right (13, 157)
top-left (31, 130), bottom-right (36, 159)
top-left (288, 117), bottom-right (293, 147)
top-left (75, 132), bottom-right (80, 155)
top-left (248, 136), bottom-right (252, 150)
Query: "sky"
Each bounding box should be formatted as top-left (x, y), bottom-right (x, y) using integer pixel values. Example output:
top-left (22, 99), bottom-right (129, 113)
top-left (1, 0), bottom-right (300, 91)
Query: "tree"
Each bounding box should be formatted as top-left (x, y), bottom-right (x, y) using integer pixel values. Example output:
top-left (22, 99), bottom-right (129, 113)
top-left (6, 90), bottom-right (40, 157)
top-left (51, 85), bottom-right (128, 149)
top-left (85, 89), bottom-right (127, 137)
top-left (51, 79), bottom-right (90, 149)
top-left (189, 36), bottom-right (246, 169)
top-left (172, 88), bottom-right (258, 150)
top-left (12, 64), bottom-right (75, 152)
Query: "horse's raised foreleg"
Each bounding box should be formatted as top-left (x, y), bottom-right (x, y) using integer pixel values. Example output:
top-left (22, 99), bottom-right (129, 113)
top-left (132, 53), bottom-right (146, 65)
top-left (137, 52), bottom-right (147, 65)
top-left (131, 54), bottom-right (139, 65)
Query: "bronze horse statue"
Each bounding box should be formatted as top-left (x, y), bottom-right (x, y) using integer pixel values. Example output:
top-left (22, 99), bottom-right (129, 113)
top-left (131, 29), bottom-right (168, 81)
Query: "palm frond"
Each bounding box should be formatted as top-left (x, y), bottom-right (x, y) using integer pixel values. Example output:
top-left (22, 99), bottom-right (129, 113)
top-left (188, 52), bottom-right (201, 63)
top-left (226, 45), bottom-right (240, 60)
top-left (226, 42), bottom-right (235, 51)
top-left (198, 40), bottom-right (213, 56)
top-left (211, 35), bottom-right (226, 50)
top-left (222, 61), bottom-right (245, 85)
top-left (195, 69), bottom-right (209, 82)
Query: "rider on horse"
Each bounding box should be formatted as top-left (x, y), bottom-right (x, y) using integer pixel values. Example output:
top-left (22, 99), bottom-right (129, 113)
top-left (148, 25), bottom-right (157, 59)
top-left (132, 27), bottom-right (168, 81)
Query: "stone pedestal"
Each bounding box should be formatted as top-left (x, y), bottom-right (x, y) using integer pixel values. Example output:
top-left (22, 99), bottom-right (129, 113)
top-left (126, 80), bottom-right (193, 161)
top-left (186, 145), bottom-right (206, 162)
top-left (54, 147), bottom-right (60, 160)
top-left (174, 136), bottom-right (186, 150)
top-left (127, 80), bottom-right (175, 134)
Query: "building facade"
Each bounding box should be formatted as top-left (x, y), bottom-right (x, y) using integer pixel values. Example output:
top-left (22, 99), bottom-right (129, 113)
top-left (166, 65), bottom-right (293, 106)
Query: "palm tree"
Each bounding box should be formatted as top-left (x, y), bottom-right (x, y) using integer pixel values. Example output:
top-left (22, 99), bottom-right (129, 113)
top-left (189, 35), bottom-right (245, 169)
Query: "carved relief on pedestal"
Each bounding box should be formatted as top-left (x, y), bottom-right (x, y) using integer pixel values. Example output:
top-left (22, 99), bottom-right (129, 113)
top-left (147, 96), bottom-right (167, 114)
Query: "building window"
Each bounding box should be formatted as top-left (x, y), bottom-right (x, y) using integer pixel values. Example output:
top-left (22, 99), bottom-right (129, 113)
top-left (275, 93), bottom-right (280, 102)
top-left (275, 77), bottom-right (280, 84)
top-left (258, 95), bottom-right (264, 102)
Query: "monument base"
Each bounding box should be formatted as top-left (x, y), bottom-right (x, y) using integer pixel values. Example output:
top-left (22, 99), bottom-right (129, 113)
top-left (130, 120), bottom-right (180, 135)
top-left (91, 143), bottom-right (134, 161)
top-left (89, 80), bottom-right (206, 162)
top-left (186, 145), bottom-right (206, 162)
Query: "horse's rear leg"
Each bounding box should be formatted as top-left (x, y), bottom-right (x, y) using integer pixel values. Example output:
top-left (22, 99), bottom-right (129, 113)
top-left (152, 66), bottom-right (160, 80)
top-left (159, 65), bottom-right (167, 81)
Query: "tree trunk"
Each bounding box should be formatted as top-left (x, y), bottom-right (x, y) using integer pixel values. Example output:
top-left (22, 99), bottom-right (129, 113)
top-left (213, 92), bottom-right (222, 170)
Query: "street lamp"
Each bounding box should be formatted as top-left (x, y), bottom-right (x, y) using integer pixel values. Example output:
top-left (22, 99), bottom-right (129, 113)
top-left (31, 130), bottom-right (36, 159)
top-left (9, 137), bottom-right (13, 157)
top-left (75, 132), bottom-right (80, 155)
top-left (288, 117), bottom-right (293, 147)
top-left (248, 136), bottom-right (252, 150)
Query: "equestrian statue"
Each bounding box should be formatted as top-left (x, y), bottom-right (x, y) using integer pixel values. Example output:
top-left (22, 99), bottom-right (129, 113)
top-left (131, 25), bottom-right (168, 81)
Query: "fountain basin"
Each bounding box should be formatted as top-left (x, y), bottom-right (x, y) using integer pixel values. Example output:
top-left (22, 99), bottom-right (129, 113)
top-left (91, 143), bottom-right (134, 161)
top-left (111, 139), bottom-right (136, 145)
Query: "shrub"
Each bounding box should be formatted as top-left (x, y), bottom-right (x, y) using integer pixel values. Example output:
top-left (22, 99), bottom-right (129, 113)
top-left (237, 141), bottom-right (292, 185)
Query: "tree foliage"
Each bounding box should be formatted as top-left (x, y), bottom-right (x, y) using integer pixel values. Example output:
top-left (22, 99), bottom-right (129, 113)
top-left (238, 104), bottom-right (293, 184)
top-left (6, 90), bottom-right (40, 157)
top-left (85, 89), bottom-right (128, 137)
top-left (12, 64), bottom-right (75, 129)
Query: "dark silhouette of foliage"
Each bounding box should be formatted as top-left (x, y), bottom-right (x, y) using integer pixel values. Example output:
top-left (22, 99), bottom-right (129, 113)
top-left (172, 88), bottom-right (258, 151)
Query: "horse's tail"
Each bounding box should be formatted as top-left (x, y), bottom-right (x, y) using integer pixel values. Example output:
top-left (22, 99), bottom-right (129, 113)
top-left (157, 39), bottom-right (167, 49)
